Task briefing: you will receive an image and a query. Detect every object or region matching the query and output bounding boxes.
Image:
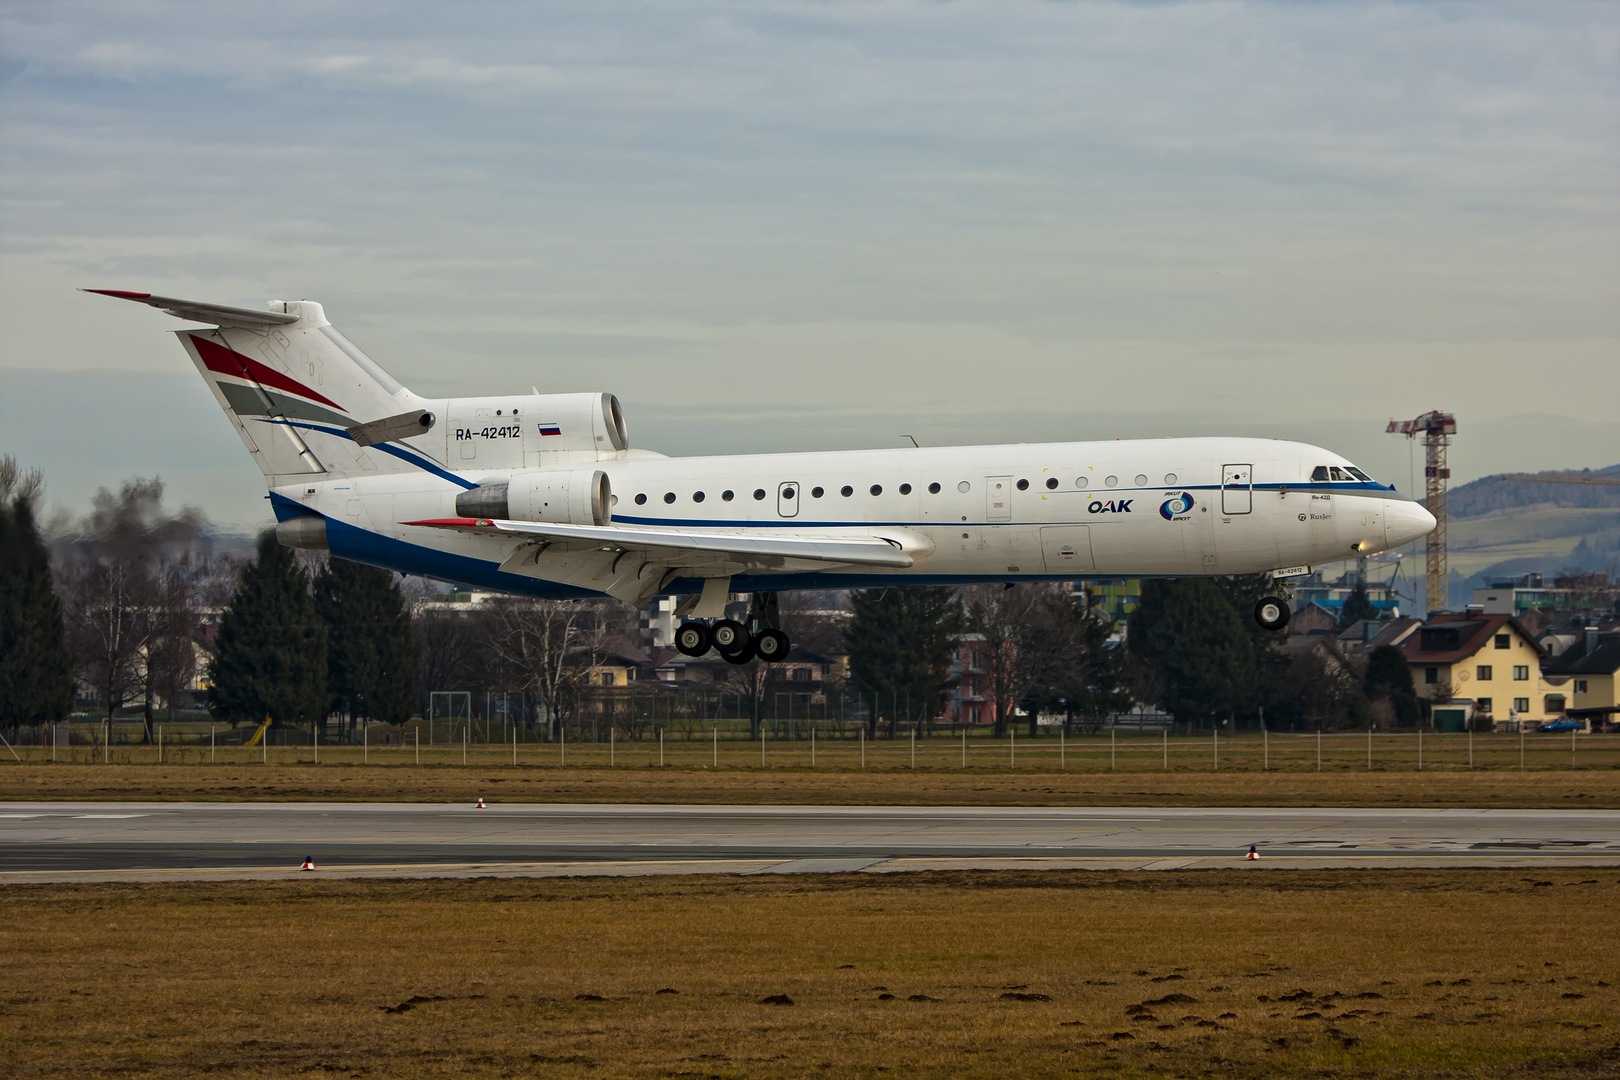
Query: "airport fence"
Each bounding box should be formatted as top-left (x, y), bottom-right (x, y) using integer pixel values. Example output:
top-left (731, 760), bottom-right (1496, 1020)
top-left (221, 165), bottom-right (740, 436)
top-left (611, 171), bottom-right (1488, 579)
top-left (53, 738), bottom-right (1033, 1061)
top-left (3, 717), bottom-right (1617, 773)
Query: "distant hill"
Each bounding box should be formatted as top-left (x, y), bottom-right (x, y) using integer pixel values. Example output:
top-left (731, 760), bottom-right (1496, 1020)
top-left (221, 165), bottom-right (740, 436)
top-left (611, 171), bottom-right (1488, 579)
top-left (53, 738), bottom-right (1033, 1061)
top-left (1448, 465), bottom-right (1620, 519)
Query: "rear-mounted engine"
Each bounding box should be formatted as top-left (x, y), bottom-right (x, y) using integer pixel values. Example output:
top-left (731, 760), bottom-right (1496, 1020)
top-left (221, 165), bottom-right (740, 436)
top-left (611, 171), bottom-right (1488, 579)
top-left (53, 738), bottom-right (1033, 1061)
top-left (455, 468), bottom-right (611, 526)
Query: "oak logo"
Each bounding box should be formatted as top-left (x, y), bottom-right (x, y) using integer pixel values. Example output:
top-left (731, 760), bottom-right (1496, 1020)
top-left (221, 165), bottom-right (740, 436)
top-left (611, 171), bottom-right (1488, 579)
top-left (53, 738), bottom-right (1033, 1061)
top-left (1088, 499), bottom-right (1133, 514)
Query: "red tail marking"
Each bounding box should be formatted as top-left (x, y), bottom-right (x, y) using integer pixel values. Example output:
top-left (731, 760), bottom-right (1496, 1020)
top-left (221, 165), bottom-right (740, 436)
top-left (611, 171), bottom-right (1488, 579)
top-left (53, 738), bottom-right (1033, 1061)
top-left (190, 334), bottom-right (346, 412)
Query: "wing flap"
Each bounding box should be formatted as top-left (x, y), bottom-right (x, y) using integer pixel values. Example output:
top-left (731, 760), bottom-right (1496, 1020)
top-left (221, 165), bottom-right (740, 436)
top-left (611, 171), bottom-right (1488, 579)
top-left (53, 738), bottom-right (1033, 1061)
top-left (405, 517), bottom-right (915, 569)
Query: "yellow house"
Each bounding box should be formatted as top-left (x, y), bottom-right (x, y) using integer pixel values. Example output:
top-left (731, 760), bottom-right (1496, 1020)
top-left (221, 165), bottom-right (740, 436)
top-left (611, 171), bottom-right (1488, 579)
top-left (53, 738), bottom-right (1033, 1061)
top-left (1400, 612), bottom-right (1559, 726)
top-left (1542, 629), bottom-right (1620, 729)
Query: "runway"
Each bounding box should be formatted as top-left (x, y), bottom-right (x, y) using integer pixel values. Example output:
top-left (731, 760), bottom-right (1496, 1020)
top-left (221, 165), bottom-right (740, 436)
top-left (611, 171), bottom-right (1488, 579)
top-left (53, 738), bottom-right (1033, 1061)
top-left (2, 802), bottom-right (1617, 882)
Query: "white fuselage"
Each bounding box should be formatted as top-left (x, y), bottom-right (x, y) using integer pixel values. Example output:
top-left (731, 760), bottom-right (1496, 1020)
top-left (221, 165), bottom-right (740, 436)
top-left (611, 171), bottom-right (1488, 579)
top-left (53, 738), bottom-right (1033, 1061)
top-left (282, 435), bottom-right (1434, 599)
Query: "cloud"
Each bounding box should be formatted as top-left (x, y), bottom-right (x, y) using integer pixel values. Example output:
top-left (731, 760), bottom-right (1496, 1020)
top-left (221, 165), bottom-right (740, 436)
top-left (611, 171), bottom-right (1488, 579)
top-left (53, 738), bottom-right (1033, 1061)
top-left (0, 1), bottom-right (1616, 525)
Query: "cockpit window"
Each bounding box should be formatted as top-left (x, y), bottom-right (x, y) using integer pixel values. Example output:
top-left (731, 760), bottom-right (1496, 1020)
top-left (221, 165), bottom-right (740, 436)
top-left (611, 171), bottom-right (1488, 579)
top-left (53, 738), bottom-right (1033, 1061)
top-left (1329, 466), bottom-right (1352, 481)
top-left (1347, 467), bottom-right (1372, 482)
top-left (1311, 466), bottom-right (1329, 481)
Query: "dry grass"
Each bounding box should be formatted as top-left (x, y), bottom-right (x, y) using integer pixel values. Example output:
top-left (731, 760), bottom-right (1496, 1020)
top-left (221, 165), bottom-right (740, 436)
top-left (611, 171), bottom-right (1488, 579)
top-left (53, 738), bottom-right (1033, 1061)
top-left (1, 869), bottom-right (1615, 1078)
top-left (3, 757), bottom-right (1619, 807)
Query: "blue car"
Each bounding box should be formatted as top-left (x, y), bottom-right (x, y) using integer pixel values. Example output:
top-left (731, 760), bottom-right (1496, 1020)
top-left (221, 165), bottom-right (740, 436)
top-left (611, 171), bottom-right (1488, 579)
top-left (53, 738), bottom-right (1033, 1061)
top-left (1538, 719), bottom-right (1581, 733)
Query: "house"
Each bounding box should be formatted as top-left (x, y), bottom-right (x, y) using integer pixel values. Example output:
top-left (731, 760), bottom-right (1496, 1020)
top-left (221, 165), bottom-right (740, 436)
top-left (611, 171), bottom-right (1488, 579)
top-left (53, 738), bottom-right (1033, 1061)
top-left (946, 633), bottom-right (996, 725)
top-left (1287, 602), bottom-right (1338, 636)
top-left (1542, 628), bottom-right (1620, 730)
top-left (1336, 617), bottom-right (1421, 656)
top-left (1399, 610), bottom-right (1557, 727)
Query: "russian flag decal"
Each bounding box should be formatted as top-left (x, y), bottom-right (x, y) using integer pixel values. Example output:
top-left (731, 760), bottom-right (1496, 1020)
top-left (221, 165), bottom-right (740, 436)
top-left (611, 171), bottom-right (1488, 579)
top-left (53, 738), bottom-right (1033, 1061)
top-left (537, 423), bottom-right (562, 436)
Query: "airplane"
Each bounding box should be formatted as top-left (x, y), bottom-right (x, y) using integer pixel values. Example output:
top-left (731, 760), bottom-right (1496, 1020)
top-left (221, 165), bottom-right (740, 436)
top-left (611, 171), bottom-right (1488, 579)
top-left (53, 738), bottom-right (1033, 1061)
top-left (87, 289), bottom-right (1436, 662)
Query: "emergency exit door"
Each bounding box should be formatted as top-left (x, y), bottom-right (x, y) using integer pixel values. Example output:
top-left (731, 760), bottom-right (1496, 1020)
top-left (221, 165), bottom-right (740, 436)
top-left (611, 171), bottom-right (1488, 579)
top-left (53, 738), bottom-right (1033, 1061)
top-left (777, 481), bottom-right (800, 518)
top-left (1221, 463), bottom-right (1252, 515)
top-left (985, 476), bottom-right (1012, 521)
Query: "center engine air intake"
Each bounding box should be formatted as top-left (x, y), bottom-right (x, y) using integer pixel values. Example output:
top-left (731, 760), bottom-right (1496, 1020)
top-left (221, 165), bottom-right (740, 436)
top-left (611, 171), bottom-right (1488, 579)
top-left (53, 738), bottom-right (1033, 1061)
top-left (455, 468), bottom-right (611, 526)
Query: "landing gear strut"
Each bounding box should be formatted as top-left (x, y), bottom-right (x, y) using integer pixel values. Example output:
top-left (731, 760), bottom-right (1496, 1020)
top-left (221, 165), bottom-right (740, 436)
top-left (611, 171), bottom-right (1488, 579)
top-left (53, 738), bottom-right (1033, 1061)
top-left (674, 592), bottom-right (792, 662)
top-left (1253, 596), bottom-right (1291, 632)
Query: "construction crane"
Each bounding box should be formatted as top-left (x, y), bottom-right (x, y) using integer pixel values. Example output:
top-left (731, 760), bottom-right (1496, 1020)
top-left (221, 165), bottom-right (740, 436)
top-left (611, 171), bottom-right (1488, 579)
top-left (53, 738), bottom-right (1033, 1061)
top-left (1387, 410), bottom-right (1456, 613)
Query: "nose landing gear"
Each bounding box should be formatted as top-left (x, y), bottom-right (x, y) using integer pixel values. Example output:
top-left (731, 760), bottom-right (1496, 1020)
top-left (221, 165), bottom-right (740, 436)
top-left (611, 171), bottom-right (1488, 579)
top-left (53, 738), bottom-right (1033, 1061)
top-left (1253, 596), bottom-right (1291, 632)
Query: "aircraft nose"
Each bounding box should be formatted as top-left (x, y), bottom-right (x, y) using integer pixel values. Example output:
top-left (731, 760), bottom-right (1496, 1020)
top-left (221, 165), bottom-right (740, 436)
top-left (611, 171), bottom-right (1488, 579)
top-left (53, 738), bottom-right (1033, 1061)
top-left (1385, 499), bottom-right (1437, 548)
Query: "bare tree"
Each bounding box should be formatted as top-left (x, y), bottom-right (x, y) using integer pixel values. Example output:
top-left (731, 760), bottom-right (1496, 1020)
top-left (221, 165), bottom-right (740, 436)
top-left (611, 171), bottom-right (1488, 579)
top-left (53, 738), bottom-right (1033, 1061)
top-left (964, 583), bottom-right (1085, 737)
top-left (485, 597), bottom-right (615, 739)
top-left (55, 479), bottom-right (210, 741)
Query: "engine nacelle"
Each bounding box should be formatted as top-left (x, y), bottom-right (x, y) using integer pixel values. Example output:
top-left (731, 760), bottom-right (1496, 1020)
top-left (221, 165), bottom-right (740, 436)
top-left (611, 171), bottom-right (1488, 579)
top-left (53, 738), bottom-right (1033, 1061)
top-left (456, 468), bottom-right (611, 526)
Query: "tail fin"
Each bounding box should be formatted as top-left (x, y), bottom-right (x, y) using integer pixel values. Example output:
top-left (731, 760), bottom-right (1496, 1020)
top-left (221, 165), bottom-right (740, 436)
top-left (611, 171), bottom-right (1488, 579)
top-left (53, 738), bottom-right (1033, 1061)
top-left (85, 291), bottom-right (441, 482)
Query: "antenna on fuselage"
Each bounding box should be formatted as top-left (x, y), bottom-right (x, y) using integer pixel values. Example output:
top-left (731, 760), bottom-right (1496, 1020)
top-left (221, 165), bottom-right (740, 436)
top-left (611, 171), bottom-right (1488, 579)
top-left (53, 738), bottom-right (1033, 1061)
top-left (900, 434), bottom-right (920, 448)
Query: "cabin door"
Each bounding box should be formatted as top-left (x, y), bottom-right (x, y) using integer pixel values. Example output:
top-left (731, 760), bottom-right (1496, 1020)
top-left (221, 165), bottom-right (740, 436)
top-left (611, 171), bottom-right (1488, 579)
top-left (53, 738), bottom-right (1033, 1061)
top-left (1221, 464), bottom-right (1253, 515)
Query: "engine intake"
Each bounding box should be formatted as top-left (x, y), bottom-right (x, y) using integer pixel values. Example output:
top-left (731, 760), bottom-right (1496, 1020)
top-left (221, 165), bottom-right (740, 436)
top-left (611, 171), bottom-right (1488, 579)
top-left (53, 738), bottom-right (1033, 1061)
top-left (455, 468), bottom-right (611, 526)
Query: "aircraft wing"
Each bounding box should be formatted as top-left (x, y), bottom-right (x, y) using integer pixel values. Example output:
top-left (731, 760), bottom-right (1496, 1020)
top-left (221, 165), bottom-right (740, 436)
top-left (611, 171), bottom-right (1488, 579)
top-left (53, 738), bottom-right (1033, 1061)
top-left (405, 517), bottom-right (915, 570)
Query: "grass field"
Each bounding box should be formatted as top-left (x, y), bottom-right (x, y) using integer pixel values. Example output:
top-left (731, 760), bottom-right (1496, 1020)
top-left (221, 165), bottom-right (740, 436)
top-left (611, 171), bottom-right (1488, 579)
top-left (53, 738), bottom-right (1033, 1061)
top-left (1, 869), bottom-right (1614, 1079)
top-left (2, 757), bottom-right (1618, 808)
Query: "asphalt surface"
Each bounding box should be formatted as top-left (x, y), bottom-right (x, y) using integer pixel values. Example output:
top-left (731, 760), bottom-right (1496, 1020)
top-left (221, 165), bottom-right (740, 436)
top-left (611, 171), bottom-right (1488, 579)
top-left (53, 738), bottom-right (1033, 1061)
top-left (2, 802), bottom-right (1617, 882)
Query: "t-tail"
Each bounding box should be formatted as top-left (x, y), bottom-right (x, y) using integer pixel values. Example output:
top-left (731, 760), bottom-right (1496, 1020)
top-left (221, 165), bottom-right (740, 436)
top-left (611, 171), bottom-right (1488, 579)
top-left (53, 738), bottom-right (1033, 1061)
top-left (83, 289), bottom-right (441, 484)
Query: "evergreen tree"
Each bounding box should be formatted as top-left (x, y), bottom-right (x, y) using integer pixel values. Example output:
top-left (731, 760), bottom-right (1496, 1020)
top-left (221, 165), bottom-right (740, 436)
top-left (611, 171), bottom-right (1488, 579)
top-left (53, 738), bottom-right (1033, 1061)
top-left (208, 531), bottom-right (327, 729)
top-left (843, 586), bottom-right (962, 736)
top-left (1129, 578), bottom-right (1255, 728)
top-left (1338, 582), bottom-right (1379, 628)
top-left (0, 459), bottom-right (74, 735)
top-left (313, 557), bottom-right (419, 732)
top-left (1363, 643), bottom-right (1420, 726)
top-left (1069, 589), bottom-right (1137, 732)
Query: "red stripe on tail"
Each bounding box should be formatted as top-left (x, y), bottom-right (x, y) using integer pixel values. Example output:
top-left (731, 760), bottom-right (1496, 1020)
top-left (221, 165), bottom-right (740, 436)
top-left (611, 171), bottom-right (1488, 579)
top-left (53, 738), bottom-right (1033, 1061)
top-left (190, 334), bottom-right (346, 412)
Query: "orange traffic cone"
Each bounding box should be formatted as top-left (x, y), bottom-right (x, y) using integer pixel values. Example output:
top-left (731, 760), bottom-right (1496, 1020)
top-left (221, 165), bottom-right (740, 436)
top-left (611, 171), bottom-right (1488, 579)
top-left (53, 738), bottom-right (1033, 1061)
top-left (475, 798), bottom-right (486, 808)
top-left (300, 855), bottom-right (317, 871)
top-left (1246, 846), bottom-right (1260, 861)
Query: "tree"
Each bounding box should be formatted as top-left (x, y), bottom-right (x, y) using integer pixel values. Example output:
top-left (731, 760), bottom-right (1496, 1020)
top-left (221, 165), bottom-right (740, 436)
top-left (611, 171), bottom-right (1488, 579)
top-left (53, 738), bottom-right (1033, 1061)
top-left (485, 597), bottom-right (613, 739)
top-left (1067, 588), bottom-right (1137, 732)
top-left (313, 557), bottom-right (419, 735)
top-left (1363, 643), bottom-right (1420, 727)
top-left (0, 458), bottom-right (74, 736)
top-left (1338, 582), bottom-right (1379, 629)
top-left (843, 586), bottom-right (962, 737)
top-left (208, 531), bottom-right (328, 729)
top-left (1128, 578), bottom-right (1255, 728)
top-left (56, 478), bottom-right (208, 742)
top-left (964, 583), bottom-right (1088, 737)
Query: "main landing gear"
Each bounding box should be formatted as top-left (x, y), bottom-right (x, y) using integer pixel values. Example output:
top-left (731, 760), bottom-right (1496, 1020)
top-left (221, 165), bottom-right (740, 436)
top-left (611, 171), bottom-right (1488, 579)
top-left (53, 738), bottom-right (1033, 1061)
top-left (676, 619), bottom-right (792, 663)
top-left (675, 592), bottom-right (792, 663)
top-left (1253, 596), bottom-right (1291, 633)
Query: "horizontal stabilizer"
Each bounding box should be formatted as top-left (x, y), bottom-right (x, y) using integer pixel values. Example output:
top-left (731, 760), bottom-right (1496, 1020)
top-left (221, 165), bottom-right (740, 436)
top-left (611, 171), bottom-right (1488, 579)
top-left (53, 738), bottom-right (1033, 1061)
top-left (83, 289), bottom-right (299, 327)
top-left (404, 518), bottom-right (915, 569)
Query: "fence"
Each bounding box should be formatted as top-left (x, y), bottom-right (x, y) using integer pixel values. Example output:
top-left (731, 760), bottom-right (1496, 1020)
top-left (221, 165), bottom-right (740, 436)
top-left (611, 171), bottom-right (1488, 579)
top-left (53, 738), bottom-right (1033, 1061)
top-left (4, 719), bottom-right (1616, 772)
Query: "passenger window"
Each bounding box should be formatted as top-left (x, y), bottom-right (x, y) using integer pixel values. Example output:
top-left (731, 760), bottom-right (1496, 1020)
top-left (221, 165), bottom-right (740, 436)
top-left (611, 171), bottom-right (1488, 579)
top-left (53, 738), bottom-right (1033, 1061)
top-left (693, 491), bottom-right (705, 503)
top-left (1134, 474), bottom-right (1148, 486)
top-left (869, 484), bottom-right (882, 496)
top-left (841, 485), bottom-right (853, 497)
top-left (1311, 466), bottom-right (1330, 482)
top-left (663, 492), bottom-right (676, 504)
top-left (634, 493), bottom-right (647, 505)
top-left (721, 490), bottom-right (734, 501)
top-left (928, 482), bottom-right (941, 494)
top-left (1046, 477), bottom-right (1058, 489)
top-left (753, 489), bottom-right (766, 500)
top-left (1016, 479), bottom-right (1029, 491)
top-left (899, 483), bottom-right (912, 495)
top-left (811, 486), bottom-right (824, 498)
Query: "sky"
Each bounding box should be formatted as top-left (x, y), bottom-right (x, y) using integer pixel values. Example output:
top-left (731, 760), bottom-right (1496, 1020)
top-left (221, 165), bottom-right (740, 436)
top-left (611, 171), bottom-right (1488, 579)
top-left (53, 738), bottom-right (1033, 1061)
top-left (1, 0), bottom-right (1616, 532)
